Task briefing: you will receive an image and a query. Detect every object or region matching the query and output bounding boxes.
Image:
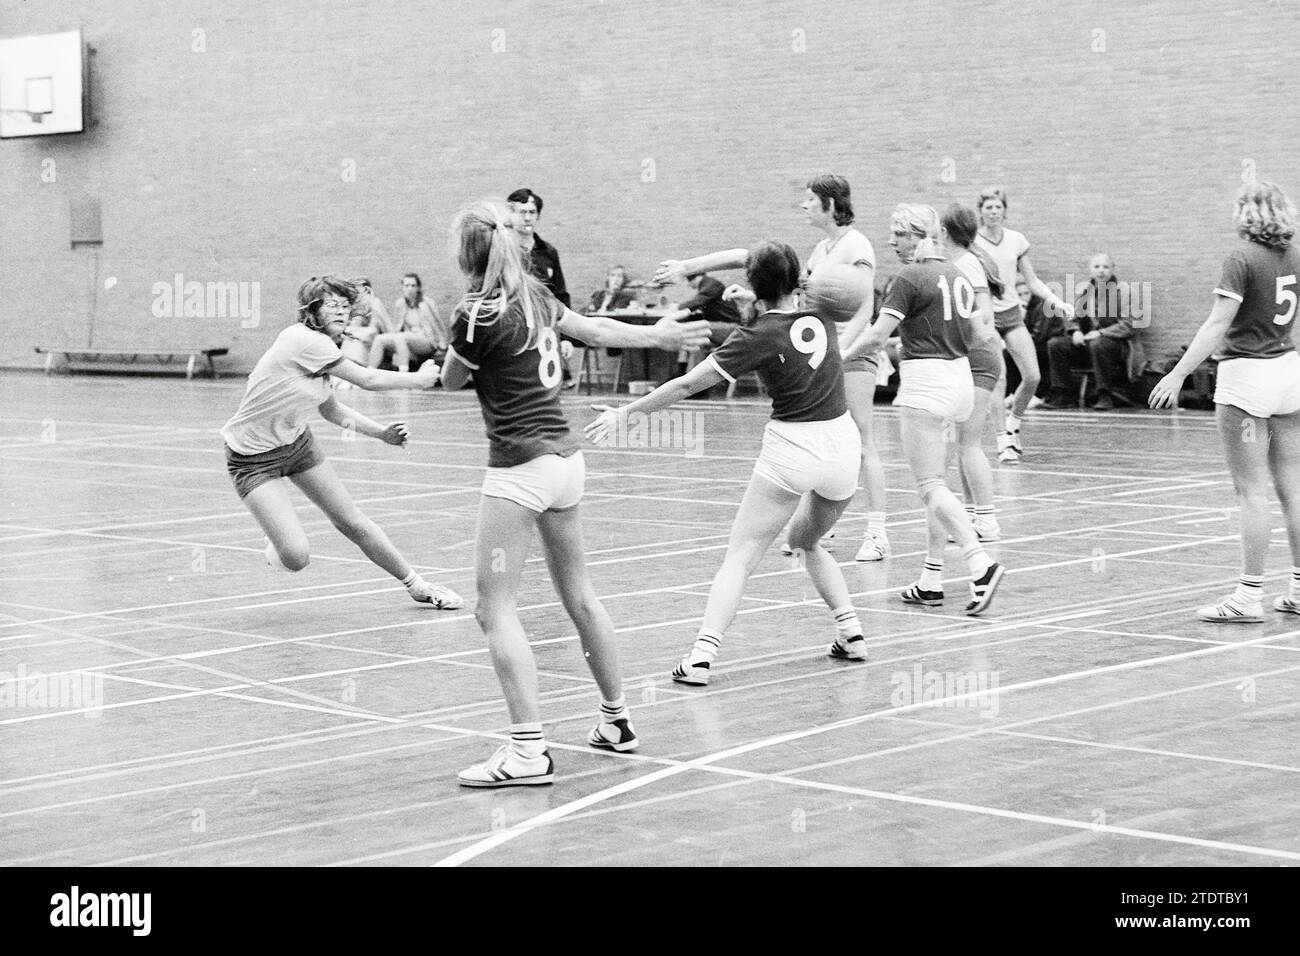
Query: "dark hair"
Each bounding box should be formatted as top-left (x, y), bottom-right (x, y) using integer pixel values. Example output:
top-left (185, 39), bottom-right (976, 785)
top-left (506, 188), bottom-right (543, 215)
top-left (807, 174), bottom-right (854, 226)
top-left (402, 272), bottom-right (423, 304)
top-left (977, 186), bottom-right (1008, 215)
top-left (296, 275), bottom-right (358, 331)
top-left (745, 241), bottom-right (802, 306)
top-left (941, 203), bottom-right (979, 247)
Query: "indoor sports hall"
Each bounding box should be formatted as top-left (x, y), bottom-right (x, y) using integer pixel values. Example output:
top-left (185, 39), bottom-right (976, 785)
top-left (2, 0), bottom-right (1298, 870)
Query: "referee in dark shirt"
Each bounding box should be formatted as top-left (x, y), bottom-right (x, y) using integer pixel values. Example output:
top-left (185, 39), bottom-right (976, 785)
top-left (508, 188), bottom-right (574, 382)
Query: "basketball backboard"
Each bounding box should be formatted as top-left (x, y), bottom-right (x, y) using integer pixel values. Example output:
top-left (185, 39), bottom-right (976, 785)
top-left (0, 30), bottom-right (86, 138)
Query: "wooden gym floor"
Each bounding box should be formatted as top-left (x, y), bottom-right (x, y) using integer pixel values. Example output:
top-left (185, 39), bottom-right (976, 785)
top-left (1, 373), bottom-right (1297, 866)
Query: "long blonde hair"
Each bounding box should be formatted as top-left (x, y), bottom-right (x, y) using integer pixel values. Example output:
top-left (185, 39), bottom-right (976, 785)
top-left (1235, 181), bottom-right (1296, 249)
top-left (450, 199), bottom-right (557, 351)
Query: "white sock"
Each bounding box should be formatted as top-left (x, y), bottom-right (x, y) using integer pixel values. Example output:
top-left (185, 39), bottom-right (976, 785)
top-left (400, 571), bottom-right (424, 592)
top-left (1234, 575), bottom-right (1264, 607)
top-left (919, 560), bottom-right (944, 591)
top-left (1005, 413), bottom-right (1021, 434)
top-left (832, 606), bottom-right (862, 639)
top-left (688, 629), bottom-right (723, 665)
top-left (1289, 567), bottom-right (1300, 603)
top-left (509, 723), bottom-right (546, 759)
top-left (599, 695), bottom-right (628, 725)
top-left (866, 512), bottom-right (887, 538)
top-left (962, 544), bottom-right (993, 580)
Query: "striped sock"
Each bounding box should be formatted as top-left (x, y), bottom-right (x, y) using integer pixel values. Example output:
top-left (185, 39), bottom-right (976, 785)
top-left (974, 506), bottom-right (996, 520)
top-left (866, 512), bottom-right (887, 538)
top-left (919, 560), bottom-right (944, 591)
top-left (832, 606), bottom-right (862, 639)
top-left (509, 723), bottom-right (546, 759)
top-left (1290, 568), bottom-right (1300, 603)
top-left (688, 629), bottom-right (723, 666)
top-left (400, 571), bottom-right (423, 592)
top-left (1234, 574), bottom-right (1264, 608)
top-left (962, 544), bottom-right (993, 580)
top-left (964, 506), bottom-right (976, 521)
top-left (599, 695), bottom-right (628, 724)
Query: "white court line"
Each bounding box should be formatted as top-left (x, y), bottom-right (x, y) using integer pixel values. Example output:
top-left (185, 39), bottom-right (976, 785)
top-left (432, 635), bottom-right (1300, 866)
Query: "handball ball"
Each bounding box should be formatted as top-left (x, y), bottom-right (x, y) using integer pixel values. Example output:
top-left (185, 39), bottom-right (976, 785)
top-left (805, 263), bottom-right (872, 324)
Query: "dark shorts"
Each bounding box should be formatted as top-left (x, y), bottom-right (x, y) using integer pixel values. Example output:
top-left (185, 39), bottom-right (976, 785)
top-left (967, 337), bottom-right (1005, 392)
top-left (225, 427), bottom-right (326, 499)
top-left (994, 305), bottom-right (1025, 334)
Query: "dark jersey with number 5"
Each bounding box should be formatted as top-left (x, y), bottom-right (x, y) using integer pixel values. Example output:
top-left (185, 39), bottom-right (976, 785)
top-left (1213, 240), bottom-right (1300, 360)
top-left (880, 258), bottom-right (975, 361)
top-left (448, 294), bottom-right (580, 468)
top-left (706, 309), bottom-right (846, 422)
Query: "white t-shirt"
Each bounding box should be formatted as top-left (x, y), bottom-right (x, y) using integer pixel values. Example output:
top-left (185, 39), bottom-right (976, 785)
top-left (973, 227), bottom-right (1029, 313)
top-left (807, 228), bottom-right (877, 275)
top-left (221, 324), bottom-right (342, 454)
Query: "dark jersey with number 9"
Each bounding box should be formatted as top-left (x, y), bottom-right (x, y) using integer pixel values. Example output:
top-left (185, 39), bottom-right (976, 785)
top-left (1213, 240), bottom-right (1300, 360)
top-left (449, 295), bottom-right (580, 468)
top-left (706, 309), bottom-right (847, 422)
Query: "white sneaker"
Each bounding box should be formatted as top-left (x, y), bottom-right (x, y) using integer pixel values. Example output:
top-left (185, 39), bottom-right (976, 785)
top-left (671, 657), bottom-right (711, 686)
top-left (458, 745), bottom-right (555, 787)
top-left (828, 635), bottom-right (868, 661)
top-left (1197, 597), bottom-right (1263, 623)
top-left (972, 518), bottom-right (1002, 542)
top-left (1274, 595), bottom-right (1300, 615)
top-left (588, 717), bottom-right (639, 752)
top-left (997, 434), bottom-right (1021, 464)
top-left (855, 533), bottom-right (890, 562)
top-left (1027, 396), bottom-right (1046, 410)
top-left (408, 580), bottom-right (464, 609)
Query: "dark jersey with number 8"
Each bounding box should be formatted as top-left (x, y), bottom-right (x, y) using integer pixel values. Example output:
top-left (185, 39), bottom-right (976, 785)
top-left (449, 296), bottom-right (580, 468)
top-left (706, 309), bottom-right (847, 422)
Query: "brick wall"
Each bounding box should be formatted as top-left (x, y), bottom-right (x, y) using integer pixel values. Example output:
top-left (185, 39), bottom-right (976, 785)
top-left (2, 0), bottom-right (1297, 373)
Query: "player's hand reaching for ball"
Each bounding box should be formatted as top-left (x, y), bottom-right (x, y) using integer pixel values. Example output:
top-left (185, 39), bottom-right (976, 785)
top-left (653, 315), bottom-right (711, 352)
top-left (584, 404), bottom-right (623, 445)
top-left (415, 359), bottom-right (440, 388)
top-left (381, 422), bottom-right (410, 447)
top-left (653, 260), bottom-right (687, 286)
top-left (1148, 373), bottom-right (1185, 410)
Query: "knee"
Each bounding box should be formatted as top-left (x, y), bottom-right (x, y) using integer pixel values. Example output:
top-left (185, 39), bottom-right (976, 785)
top-left (786, 524), bottom-right (821, 552)
top-left (473, 601), bottom-right (511, 633)
top-left (916, 475), bottom-right (945, 505)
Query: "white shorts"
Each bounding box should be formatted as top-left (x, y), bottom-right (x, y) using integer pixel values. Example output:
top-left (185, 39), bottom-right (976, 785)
top-left (894, 357), bottom-right (975, 423)
top-left (1214, 352), bottom-right (1300, 419)
top-left (753, 411), bottom-right (860, 502)
top-left (481, 452), bottom-right (585, 513)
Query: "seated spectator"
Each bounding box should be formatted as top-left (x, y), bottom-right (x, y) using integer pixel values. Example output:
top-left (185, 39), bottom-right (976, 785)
top-left (662, 271), bottom-right (743, 346)
top-left (587, 265), bottom-right (638, 313)
top-left (340, 277), bottom-right (393, 364)
top-left (1043, 253), bottom-right (1136, 410)
top-left (368, 273), bottom-right (448, 370)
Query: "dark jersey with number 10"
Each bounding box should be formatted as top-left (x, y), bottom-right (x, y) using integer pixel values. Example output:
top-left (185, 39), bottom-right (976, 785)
top-left (449, 296), bottom-right (580, 468)
top-left (706, 309), bottom-right (847, 422)
top-left (880, 257), bottom-right (977, 361)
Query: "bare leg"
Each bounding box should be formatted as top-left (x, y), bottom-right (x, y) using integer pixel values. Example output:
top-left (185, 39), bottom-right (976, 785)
top-left (243, 479), bottom-right (311, 571)
top-left (537, 505), bottom-right (622, 702)
top-left (785, 491), bottom-right (855, 611)
top-left (1268, 410), bottom-right (1300, 568)
top-left (1002, 326), bottom-right (1041, 420)
top-left (472, 494), bottom-right (538, 724)
top-left (291, 461), bottom-right (414, 580)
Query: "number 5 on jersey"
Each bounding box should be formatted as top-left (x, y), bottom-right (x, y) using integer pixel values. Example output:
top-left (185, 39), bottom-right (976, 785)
top-left (790, 315), bottom-right (827, 369)
top-left (1276, 275), bottom-right (1297, 326)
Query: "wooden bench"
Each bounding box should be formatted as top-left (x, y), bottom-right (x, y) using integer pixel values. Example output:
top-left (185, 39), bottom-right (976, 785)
top-left (35, 346), bottom-right (230, 379)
